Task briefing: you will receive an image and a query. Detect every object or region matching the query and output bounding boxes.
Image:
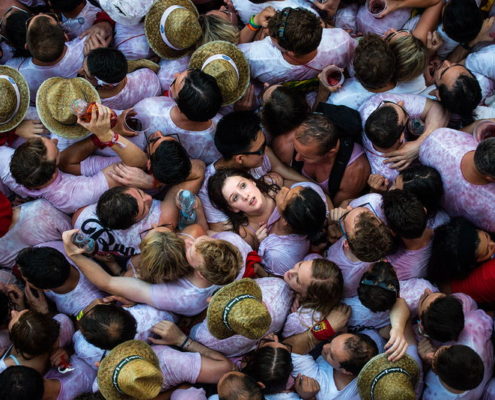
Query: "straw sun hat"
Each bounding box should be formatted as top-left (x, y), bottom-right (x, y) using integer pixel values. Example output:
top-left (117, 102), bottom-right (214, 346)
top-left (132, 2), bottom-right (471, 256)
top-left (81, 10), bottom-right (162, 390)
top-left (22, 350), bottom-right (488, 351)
top-left (0, 65), bottom-right (29, 133)
top-left (36, 77), bottom-right (99, 139)
top-left (189, 41), bottom-right (250, 106)
top-left (97, 340), bottom-right (163, 400)
top-left (207, 278), bottom-right (271, 340)
top-left (99, 0), bottom-right (155, 26)
top-left (357, 353), bottom-right (420, 400)
top-left (145, 0), bottom-right (202, 59)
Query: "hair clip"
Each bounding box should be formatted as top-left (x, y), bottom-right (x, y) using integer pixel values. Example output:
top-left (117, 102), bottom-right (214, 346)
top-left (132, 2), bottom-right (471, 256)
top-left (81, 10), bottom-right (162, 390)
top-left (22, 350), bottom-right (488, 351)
top-left (277, 8), bottom-right (292, 42)
top-left (360, 279), bottom-right (398, 295)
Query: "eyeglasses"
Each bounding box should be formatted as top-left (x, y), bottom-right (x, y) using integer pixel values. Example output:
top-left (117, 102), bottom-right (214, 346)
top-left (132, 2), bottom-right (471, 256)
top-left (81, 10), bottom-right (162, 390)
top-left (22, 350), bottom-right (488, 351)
top-left (25, 12), bottom-right (60, 30)
top-left (257, 337), bottom-right (292, 353)
top-left (232, 140), bottom-right (267, 156)
top-left (338, 202), bottom-right (379, 240)
top-left (146, 132), bottom-right (181, 156)
top-left (139, 224), bottom-right (172, 240)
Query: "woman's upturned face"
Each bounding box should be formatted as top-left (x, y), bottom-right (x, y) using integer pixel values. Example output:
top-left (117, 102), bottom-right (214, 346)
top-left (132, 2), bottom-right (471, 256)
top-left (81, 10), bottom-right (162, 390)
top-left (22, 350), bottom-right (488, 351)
top-left (221, 175), bottom-right (264, 214)
top-left (283, 260), bottom-right (314, 295)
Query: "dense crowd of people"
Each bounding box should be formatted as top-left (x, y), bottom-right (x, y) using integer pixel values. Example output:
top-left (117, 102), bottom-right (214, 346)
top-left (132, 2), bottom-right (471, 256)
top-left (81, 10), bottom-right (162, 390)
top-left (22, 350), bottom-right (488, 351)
top-left (0, 0), bottom-right (494, 398)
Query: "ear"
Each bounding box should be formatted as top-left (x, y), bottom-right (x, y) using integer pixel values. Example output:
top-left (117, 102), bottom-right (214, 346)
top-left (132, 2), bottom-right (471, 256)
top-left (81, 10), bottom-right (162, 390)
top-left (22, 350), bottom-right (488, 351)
top-left (233, 154), bottom-right (245, 166)
top-left (257, 382), bottom-right (266, 389)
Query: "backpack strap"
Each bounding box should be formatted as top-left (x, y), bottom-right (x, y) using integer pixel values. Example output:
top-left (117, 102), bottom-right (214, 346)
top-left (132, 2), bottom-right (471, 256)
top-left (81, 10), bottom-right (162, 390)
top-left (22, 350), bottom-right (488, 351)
top-left (327, 136), bottom-right (354, 200)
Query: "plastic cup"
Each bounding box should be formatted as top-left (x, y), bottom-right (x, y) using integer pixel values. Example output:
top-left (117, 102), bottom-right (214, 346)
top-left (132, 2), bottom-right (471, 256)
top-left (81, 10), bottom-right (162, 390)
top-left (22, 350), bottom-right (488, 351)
top-left (368, 0), bottom-right (386, 15)
top-left (324, 66), bottom-right (344, 87)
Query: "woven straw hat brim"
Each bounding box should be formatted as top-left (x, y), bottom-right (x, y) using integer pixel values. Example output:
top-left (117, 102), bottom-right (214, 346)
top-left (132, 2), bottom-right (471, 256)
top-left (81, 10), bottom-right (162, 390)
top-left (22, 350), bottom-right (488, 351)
top-left (0, 66), bottom-right (30, 133)
top-left (98, 340), bottom-right (162, 400)
top-left (145, 0), bottom-right (200, 60)
top-left (357, 353), bottom-right (419, 400)
top-left (189, 41), bottom-right (250, 106)
top-left (36, 77), bottom-right (99, 139)
top-left (207, 278), bottom-right (263, 339)
top-left (127, 59), bottom-right (161, 74)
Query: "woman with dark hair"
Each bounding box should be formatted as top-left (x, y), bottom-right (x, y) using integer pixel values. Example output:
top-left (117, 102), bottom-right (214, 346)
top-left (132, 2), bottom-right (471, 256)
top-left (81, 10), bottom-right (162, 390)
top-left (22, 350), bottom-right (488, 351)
top-left (429, 217), bottom-right (495, 304)
top-left (208, 168), bottom-right (328, 275)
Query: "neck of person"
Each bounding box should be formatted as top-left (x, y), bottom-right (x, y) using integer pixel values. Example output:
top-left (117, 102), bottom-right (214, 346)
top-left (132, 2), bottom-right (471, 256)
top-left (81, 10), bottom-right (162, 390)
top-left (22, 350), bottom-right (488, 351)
top-left (364, 81), bottom-right (396, 93)
top-left (170, 106), bottom-right (212, 131)
top-left (42, 378), bottom-right (62, 400)
top-left (215, 157), bottom-right (250, 171)
top-left (34, 170), bottom-right (60, 190)
top-left (270, 217), bottom-right (293, 235)
top-left (62, 0), bottom-right (87, 19)
top-left (53, 266), bottom-right (80, 294)
top-left (282, 50), bottom-right (318, 66)
top-left (461, 151), bottom-right (491, 185)
top-left (32, 46), bottom-right (68, 67)
top-left (343, 241), bottom-right (361, 262)
top-left (333, 369), bottom-right (355, 390)
top-left (98, 77), bottom-right (128, 98)
top-left (373, 139), bottom-right (402, 154)
top-left (401, 228), bottom-right (433, 250)
top-left (187, 269), bottom-right (212, 288)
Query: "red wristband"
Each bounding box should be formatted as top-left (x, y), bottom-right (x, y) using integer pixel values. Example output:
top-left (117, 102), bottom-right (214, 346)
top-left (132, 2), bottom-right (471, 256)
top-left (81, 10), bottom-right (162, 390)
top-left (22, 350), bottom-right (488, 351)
top-left (90, 133), bottom-right (119, 149)
top-left (94, 11), bottom-right (115, 28)
top-left (310, 319), bottom-right (335, 341)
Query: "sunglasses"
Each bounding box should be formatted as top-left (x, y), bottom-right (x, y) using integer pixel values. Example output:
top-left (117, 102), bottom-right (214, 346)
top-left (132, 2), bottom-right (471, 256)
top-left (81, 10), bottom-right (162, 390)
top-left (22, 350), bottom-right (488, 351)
top-left (146, 132), bottom-right (181, 156)
top-left (338, 202), bottom-right (379, 240)
top-left (257, 337), bottom-right (292, 353)
top-left (232, 140), bottom-right (266, 156)
top-left (139, 223), bottom-right (173, 240)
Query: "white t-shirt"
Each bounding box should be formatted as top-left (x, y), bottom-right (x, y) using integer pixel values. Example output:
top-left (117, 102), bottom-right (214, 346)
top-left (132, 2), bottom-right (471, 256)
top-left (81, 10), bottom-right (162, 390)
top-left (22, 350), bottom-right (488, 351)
top-left (114, 22), bottom-right (153, 60)
top-left (133, 96), bottom-right (222, 164)
top-left (6, 37), bottom-right (86, 104)
top-left (238, 28), bottom-right (356, 84)
top-left (232, 0), bottom-right (317, 24)
top-left (102, 68), bottom-right (162, 110)
top-left (60, 1), bottom-right (100, 40)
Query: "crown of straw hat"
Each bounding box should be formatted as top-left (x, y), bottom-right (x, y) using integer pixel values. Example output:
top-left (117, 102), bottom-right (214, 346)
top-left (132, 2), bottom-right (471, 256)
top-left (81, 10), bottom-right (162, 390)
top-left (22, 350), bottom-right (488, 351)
top-left (207, 278), bottom-right (271, 340)
top-left (36, 77), bottom-right (99, 139)
top-left (189, 41), bottom-right (250, 106)
top-left (0, 66), bottom-right (29, 134)
top-left (99, 0), bottom-right (155, 26)
top-left (98, 340), bottom-right (163, 400)
top-left (145, 0), bottom-right (201, 59)
top-left (357, 353), bottom-right (419, 400)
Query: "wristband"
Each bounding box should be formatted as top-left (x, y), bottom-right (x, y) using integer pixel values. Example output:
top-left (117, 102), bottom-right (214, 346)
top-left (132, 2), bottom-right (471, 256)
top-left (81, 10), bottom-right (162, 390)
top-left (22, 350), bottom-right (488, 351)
top-left (310, 319), bottom-right (335, 341)
top-left (179, 336), bottom-right (190, 350)
top-left (90, 132), bottom-right (120, 149)
top-left (247, 15), bottom-right (261, 31)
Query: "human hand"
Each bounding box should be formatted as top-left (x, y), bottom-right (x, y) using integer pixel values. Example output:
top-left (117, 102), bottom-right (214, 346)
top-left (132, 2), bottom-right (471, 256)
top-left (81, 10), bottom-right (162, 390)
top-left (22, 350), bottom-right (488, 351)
top-left (149, 320), bottom-right (187, 346)
top-left (62, 229), bottom-right (87, 258)
top-left (327, 221), bottom-right (343, 243)
top-left (383, 141), bottom-right (420, 170)
top-left (102, 295), bottom-right (136, 308)
top-left (325, 304), bottom-right (351, 333)
top-left (25, 284), bottom-right (49, 314)
top-left (234, 84), bottom-right (256, 111)
top-left (329, 206), bottom-right (351, 222)
top-left (50, 348), bottom-right (71, 369)
top-left (254, 6), bottom-right (276, 28)
top-left (418, 337), bottom-right (436, 365)
top-left (15, 120), bottom-right (49, 138)
top-left (6, 284), bottom-right (26, 311)
top-left (373, 0), bottom-right (404, 18)
top-left (77, 103), bottom-right (113, 140)
top-left (426, 31), bottom-right (443, 54)
top-left (367, 174), bottom-right (389, 192)
top-left (255, 223), bottom-right (268, 243)
top-left (294, 374), bottom-right (321, 400)
top-left (80, 21), bottom-right (113, 43)
top-left (385, 327), bottom-right (408, 361)
top-left (83, 30), bottom-right (111, 56)
top-left (471, 16), bottom-right (495, 46)
top-left (312, 0), bottom-right (341, 16)
top-left (109, 163), bottom-right (154, 189)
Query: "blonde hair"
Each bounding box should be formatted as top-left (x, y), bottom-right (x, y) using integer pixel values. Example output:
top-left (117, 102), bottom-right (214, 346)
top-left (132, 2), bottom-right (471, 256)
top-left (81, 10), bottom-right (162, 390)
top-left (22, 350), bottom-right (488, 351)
top-left (389, 34), bottom-right (427, 82)
top-left (198, 14), bottom-right (239, 47)
top-left (139, 231), bottom-right (192, 283)
top-left (196, 239), bottom-right (242, 285)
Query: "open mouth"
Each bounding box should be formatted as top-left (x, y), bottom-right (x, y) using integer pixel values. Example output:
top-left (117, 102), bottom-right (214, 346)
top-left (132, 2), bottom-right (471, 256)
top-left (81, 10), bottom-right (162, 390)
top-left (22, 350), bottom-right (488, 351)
top-left (249, 196), bottom-right (257, 206)
top-left (369, 0), bottom-right (386, 14)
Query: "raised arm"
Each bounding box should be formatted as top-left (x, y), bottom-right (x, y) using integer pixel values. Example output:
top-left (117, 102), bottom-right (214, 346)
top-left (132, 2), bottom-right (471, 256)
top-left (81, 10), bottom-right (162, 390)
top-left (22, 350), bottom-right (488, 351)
top-left (384, 297), bottom-right (410, 361)
top-left (62, 229), bottom-right (153, 305)
top-left (149, 321), bottom-right (234, 383)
